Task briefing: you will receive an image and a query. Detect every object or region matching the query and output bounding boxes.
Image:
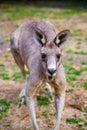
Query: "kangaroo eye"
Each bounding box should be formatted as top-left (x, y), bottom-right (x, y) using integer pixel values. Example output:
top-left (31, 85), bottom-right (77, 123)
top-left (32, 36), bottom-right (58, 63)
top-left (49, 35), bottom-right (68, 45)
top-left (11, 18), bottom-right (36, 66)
top-left (56, 54), bottom-right (61, 59)
top-left (41, 53), bottom-right (47, 59)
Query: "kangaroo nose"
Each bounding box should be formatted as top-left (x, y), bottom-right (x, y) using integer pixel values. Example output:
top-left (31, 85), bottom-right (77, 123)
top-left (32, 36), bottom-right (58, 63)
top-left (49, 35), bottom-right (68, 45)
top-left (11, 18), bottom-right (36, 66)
top-left (48, 69), bottom-right (56, 75)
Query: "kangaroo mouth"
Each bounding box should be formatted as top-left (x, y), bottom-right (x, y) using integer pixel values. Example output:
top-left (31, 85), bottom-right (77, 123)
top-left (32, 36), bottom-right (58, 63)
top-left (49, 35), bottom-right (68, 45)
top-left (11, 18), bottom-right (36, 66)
top-left (48, 75), bottom-right (53, 81)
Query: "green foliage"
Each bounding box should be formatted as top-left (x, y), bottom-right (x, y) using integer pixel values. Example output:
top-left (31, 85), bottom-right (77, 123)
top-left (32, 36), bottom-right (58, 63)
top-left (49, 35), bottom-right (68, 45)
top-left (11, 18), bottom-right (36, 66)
top-left (66, 117), bottom-right (83, 124)
top-left (77, 41), bottom-right (82, 45)
top-left (70, 82), bottom-right (78, 87)
top-left (4, 54), bottom-right (9, 58)
top-left (84, 106), bottom-right (87, 113)
top-left (71, 29), bottom-right (82, 37)
top-left (11, 63), bottom-right (17, 70)
top-left (12, 72), bottom-right (22, 80)
top-left (26, 70), bottom-right (29, 74)
top-left (0, 41), bottom-right (4, 45)
top-left (66, 48), bottom-right (73, 53)
top-left (37, 96), bottom-right (50, 106)
top-left (42, 109), bottom-right (50, 116)
top-left (66, 89), bottom-right (74, 93)
top-left (74, 51), bottom-right (87, 55)
top-left (81, 67), bottom-right (87, 71)
top-left (68, 57), bottom-right (73, 61)
top-left (0, 63), bottom-right (4, 67)
top-left (66, 74), bottom-right (77, 82)
top-left (83, 122), bottom-right (87, 126)
top-left (81, 61), bottom-right (87, 65)
top-left (0, 71), bottom-right (10, 80)
top-left (42, 109), bottom-right (56, 117)
top-left (63, 62), bottom-right (82, 82)
top-left (83, 81), bottom-right (87, 89)
top-left (0, 99), bottom-right (10, 119)
top-left (0, 4), bottom-right (85, 21)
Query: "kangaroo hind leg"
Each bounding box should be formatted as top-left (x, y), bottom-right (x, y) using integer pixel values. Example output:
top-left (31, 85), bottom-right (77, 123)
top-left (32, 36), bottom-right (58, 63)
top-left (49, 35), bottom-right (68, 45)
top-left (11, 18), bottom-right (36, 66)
top-left (10, 40), bottom-right (26, 107)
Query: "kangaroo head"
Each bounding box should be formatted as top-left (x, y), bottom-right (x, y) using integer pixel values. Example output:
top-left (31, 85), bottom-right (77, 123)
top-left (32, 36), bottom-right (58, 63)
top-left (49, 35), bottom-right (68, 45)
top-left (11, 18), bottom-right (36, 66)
top-left (33, 28), bottom-right (70, 81)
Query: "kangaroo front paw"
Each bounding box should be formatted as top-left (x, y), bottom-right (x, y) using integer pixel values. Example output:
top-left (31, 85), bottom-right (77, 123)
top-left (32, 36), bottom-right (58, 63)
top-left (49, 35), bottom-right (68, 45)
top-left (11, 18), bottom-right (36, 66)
top-left (18, 96), bottom-right (25, 108)
top-left (18, 88), bottom-right (26, 108)
top-left (49, 94), bottom-right (52, 101)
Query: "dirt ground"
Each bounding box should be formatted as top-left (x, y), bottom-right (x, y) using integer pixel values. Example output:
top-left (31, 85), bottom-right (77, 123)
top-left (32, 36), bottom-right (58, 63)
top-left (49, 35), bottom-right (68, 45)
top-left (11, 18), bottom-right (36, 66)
top-left (0, 13), bottom-right (87, 130)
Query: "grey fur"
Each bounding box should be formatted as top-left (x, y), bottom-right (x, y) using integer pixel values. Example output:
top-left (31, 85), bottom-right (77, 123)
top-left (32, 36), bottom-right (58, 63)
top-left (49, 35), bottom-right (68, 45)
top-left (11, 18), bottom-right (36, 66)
top-left (10, 20), bottom-right (70, 130)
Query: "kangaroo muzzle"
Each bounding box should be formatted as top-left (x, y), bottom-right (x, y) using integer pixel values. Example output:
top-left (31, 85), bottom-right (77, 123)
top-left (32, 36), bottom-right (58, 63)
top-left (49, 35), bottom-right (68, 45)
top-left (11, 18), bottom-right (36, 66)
top-left (47, 57), bottom-right (57, 80)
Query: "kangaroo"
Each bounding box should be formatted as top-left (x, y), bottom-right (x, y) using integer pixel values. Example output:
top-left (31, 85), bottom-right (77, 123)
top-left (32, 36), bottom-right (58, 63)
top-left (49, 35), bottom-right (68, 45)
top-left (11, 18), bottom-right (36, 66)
top-left (10, 21), bottom-right (70, 130)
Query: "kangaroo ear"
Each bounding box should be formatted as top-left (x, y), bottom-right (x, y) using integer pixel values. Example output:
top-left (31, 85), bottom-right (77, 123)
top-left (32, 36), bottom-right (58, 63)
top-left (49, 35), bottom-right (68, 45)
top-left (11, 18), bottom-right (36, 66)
top-left (54, 30), bottom-right (70, 47)
top-left (33, 28), bottom-right (47, 46)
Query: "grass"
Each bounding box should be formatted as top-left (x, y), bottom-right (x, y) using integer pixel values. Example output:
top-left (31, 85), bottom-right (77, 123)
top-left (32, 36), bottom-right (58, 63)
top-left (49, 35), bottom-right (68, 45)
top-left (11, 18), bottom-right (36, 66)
top-left (66, 106), bottom-right (87, 128)
top-left (81, 61), bottom-right (87, 65)
top-left (42, 109), bottom-right (50, 116)
top-left (81, 66), bottom-right (87, 71)
top-left (66, 89), bottom-right (74, 93)
top-left (74, 50), bottom-right (87, 55)
top-left (12, 72), bottom-right (22, 80)
top-left (37, 95), bottom-right (50, 106)
top-left (0, 99), bottom-right (10, 119)
top-left (70, 82), bottom-right (78, 88)
top-left (68, 57), bottom-right (73, 61)
top-left (66, 74), bottom-right (77, 82)
top-left (0, 41), bottom-right (4, 45)
top-left (71, 29), bottom-right (83, 37)
top-left (0, 3), bottom-right (86, 21)
top-left (11, 63), bottom-right (17, 71)
top-left (0, 63), bottom-right (4, 67)
top-left (82, 81), bottom-right (87, 89)
top-left (66, 117), bottom-right (83, 124)
top-left (63, 62), bottom-right (82, 82)
top-left (77, 41), bottom-right (82, 45)
top-left (65, 48), bottom-right (73, 53)
top-left (74, 51), bottom-right (87, 55)
top-left (84, 106), bottom-right (87, 113)
top-left (0, 71), bottom-right (10, 80)
top-left (42, 109), bottom-right (56, 117)
top-left (4, 54), bottom-right (9, 58)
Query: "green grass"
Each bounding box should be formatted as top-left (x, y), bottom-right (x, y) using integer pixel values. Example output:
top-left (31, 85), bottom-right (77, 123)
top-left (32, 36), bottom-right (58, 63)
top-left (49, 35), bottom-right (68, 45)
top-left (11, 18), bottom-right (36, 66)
top-left (74, 51), bottom-right (87, 55)
top-left (37, 95), bottom-right (50, 106)
top-left (0, 3), bottom-right (86, 21)
top-left (42, 109), bottom-right (56, 117)
top-left (11, 63), bottom-right (17, 70)
top-left (68, 57), bottom-right (73, 61)
top-left (66, 89), bottom-right (74, 93)
top-left (0, 99), bottom-right (10, 119)
top-left (81, 61), bottom-right (87, 65)
top-left (85, 37), bottom-right (87, 41)
top-left (71, 29), bottom-right (83, 37)
top-left (66, 74), bottom-right (77, 82)
top-left (0, 71), bottom-right (10, 80)
top-left (63, 62), bottom-right (82, 82)
top-left (82, 81), bottom-right (87, 89)
top-left (65, 48), bottom-right (73, 53)
top-left (4, 54), bottom-right (9, 58)
top-left (77, 41), bottom-right (82, 45)
top-left (70, 82), bottom-right (78, 88)
top-left (4, 36), bottom-right (10, 41)
top-left (81, 67), bottom-right (87, 71)
top-left (0, 41), bottom-right (4, 45)
top-left (0, 63), bottom-right (4, 67)
top-left (66, 117), bottom-right (83, 124)
top-left (42, 109), bottom-right (50, 116)
top-left (12, 72), bottom-right (22, 80)
top-left (84, 106), bottom-right (87, 113)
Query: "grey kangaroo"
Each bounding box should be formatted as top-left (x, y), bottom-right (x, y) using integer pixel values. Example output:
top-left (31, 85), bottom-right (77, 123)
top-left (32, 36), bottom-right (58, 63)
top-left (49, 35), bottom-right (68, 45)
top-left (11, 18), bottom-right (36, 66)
top-left (10, 21), bottom-right (70, 130)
